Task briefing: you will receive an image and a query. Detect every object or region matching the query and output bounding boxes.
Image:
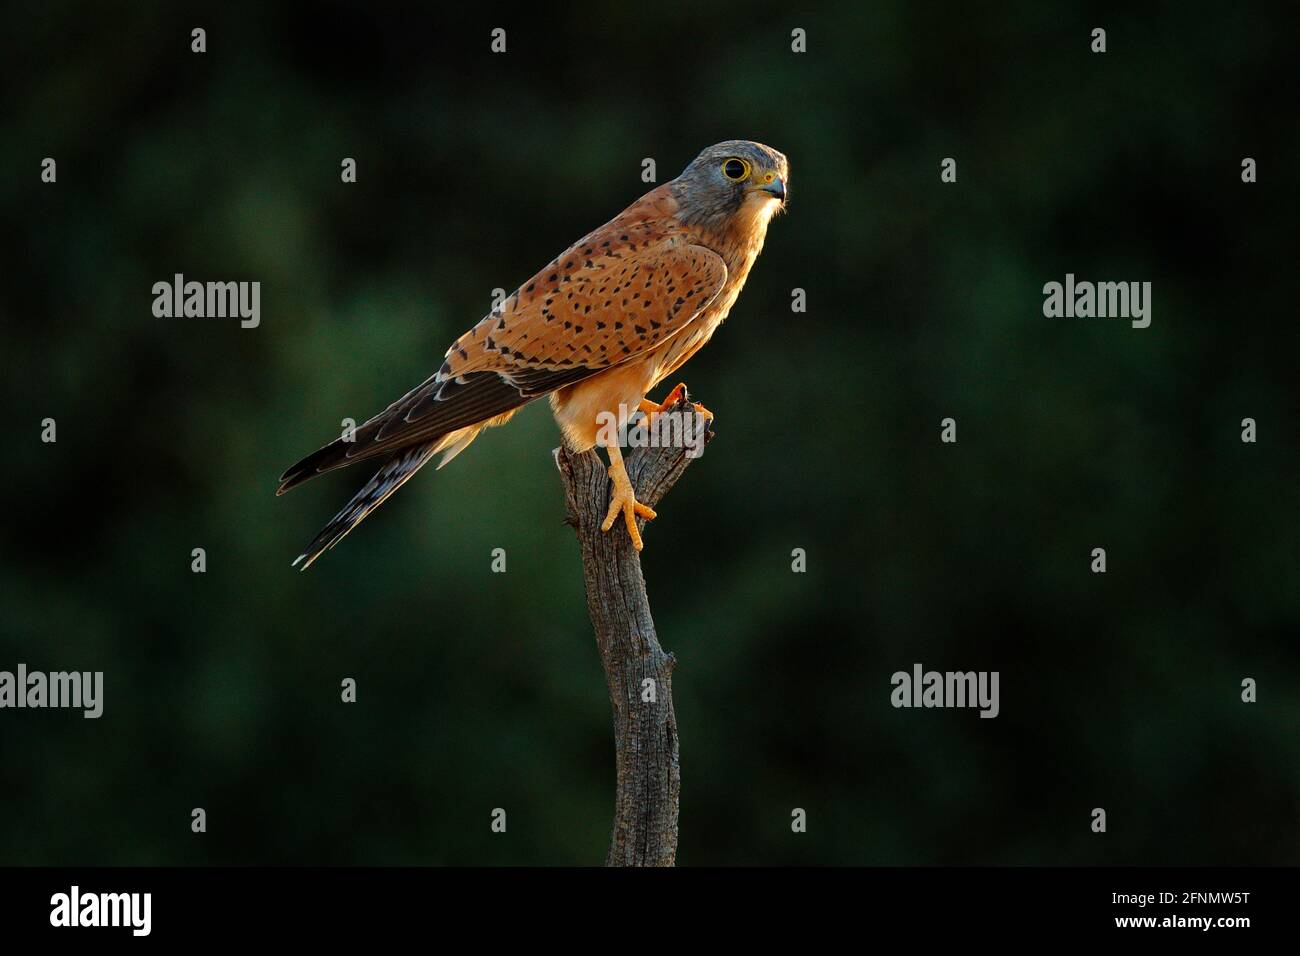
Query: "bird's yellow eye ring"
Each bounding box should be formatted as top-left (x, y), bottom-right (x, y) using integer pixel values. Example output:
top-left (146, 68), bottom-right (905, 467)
top-left (721, 158), bottom-right (751, 182)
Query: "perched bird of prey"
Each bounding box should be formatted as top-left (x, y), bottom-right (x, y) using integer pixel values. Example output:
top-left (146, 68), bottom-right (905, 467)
top-left (279, 140), bottom-right (788, 568)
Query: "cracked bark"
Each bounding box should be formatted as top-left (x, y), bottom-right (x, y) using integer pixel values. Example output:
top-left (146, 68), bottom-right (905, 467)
top-left (555, 397), bottom-right (713, 867)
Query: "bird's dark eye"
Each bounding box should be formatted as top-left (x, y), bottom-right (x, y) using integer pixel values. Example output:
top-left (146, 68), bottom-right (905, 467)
top-left (721, 158), bottom-right (751, 182)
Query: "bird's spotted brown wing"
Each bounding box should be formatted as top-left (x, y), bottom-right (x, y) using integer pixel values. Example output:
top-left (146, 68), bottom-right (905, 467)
top-left (277, 234), bottom-right (726, 492)
top-left (446, 231), bottom-right (727, 377)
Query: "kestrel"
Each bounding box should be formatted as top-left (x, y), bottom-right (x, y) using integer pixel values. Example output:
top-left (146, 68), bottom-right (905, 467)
top-left (280, 140), bottom-right (788, 567)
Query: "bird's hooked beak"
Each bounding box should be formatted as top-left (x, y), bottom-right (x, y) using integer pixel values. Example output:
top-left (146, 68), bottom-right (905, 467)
top-left (737, 163), bottom-right (787, 209)
top-left (757, 176), bottom-right (786, 203)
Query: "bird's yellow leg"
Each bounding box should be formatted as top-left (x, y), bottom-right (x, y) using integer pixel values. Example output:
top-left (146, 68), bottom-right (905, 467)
top-left (600, 440), bottom-right (656, 551)
top-left (639, 382), bottom-right (714, 425)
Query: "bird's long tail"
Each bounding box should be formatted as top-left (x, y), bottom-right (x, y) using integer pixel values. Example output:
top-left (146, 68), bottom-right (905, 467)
top-left (290, 440), bottom-right (441, 570)
top-left (283, 417), bottom-right (491, 570)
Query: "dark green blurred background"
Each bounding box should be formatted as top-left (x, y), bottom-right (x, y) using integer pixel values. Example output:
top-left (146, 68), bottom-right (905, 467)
top-left (2, 2), bottom-right (1296, 865)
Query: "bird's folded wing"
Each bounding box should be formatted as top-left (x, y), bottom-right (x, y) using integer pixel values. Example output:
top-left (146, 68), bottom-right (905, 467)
top-left (278, 236), bottom-right (726, 491)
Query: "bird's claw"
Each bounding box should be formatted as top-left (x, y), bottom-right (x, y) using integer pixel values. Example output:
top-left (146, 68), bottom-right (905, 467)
top-left (646, 382), bottom-right (715, 426)
top-left (660, 382), bottom-right (689, 409)
top-left (601, 467), bottom-right (656, 551)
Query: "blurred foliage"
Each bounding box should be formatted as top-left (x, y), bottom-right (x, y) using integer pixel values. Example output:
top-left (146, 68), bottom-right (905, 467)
top-left (0, 1), bottom-right (1296, 865)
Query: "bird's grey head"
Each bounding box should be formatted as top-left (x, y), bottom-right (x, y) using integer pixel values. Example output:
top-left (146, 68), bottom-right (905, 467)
top-left (671, 140), bottom-right (789, 229)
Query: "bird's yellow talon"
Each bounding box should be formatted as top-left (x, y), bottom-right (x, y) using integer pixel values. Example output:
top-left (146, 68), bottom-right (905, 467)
top-left (639, 382), bottom-right (715, 428)
top-left (660, 382), bottom-right (688, 409)
top-left (601, 446), bottom-right (655, 550)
